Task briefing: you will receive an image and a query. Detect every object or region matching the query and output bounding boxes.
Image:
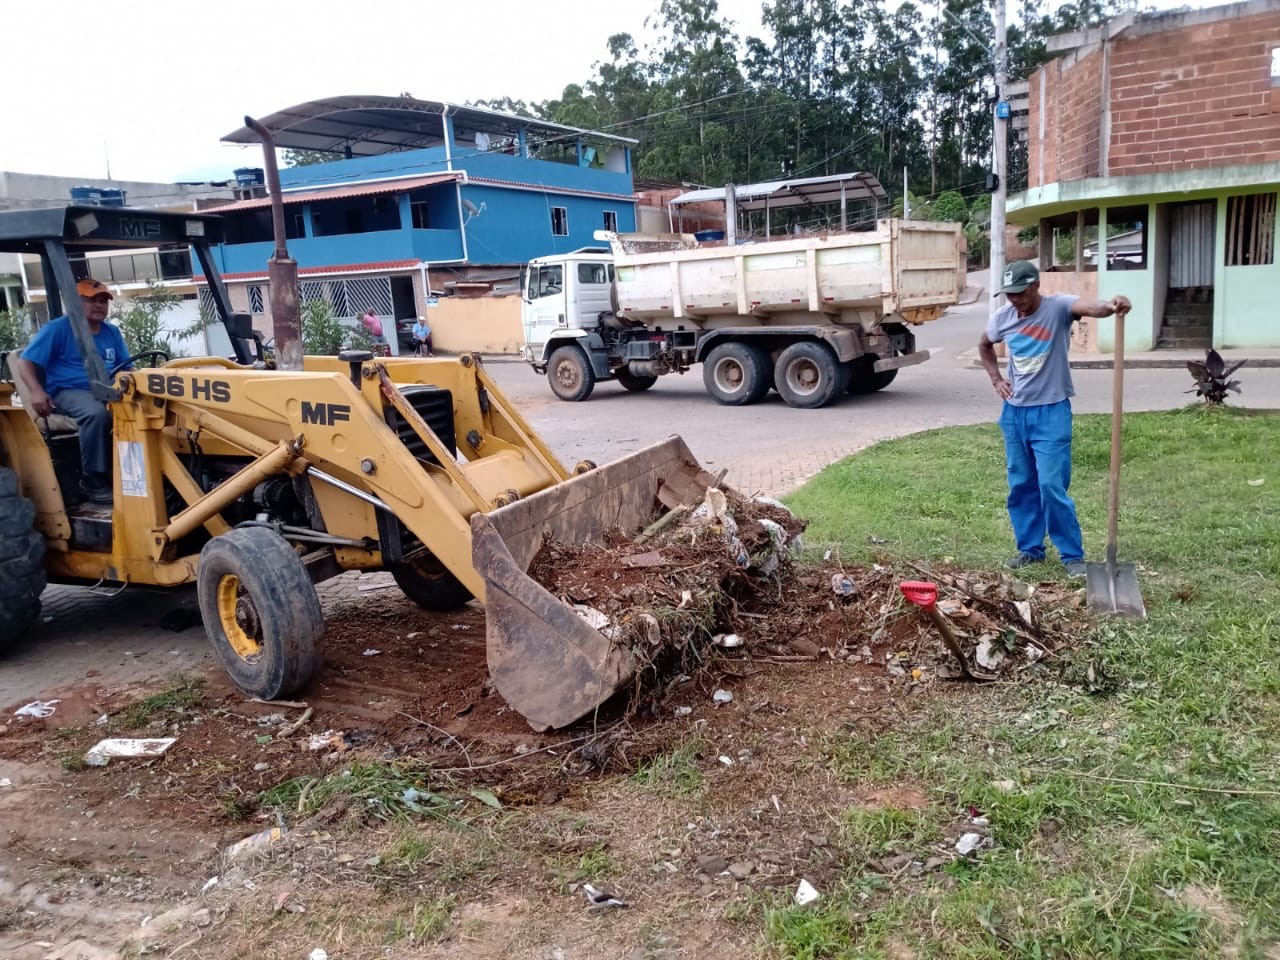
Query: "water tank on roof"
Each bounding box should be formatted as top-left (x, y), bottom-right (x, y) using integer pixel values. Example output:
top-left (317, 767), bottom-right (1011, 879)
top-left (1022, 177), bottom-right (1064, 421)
top-left (69, 186), bottom-right (127, 207)
top-left (234, 167), bottom-right (265, 187)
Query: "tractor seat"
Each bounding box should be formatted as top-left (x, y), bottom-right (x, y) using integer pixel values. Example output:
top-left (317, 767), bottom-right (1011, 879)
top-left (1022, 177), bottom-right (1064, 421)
top-left (10, 369), bottom-right (80, 434)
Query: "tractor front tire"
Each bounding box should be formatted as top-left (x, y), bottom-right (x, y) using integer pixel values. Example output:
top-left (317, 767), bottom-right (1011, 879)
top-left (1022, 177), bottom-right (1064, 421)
top-left (391, 551), bottom-right (473, 612)
top-left (198, 527), bottom-right (322, 700)
top-left (0, 467), bottom-right (45, 653)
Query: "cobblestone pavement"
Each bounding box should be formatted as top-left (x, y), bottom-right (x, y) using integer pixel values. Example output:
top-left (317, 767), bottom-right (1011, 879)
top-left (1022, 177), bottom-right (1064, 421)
top-left (4, 296), bottom-right (1278, 718)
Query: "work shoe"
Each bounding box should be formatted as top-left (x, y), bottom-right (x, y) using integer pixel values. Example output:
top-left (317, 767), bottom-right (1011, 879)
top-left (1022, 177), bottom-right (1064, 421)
top-left (1064, 560), bottom-right (1087, 579)
top-left (1004, 553), bottom-right (1045, 570)
top-left (79, 479), bottom-right (113, 505)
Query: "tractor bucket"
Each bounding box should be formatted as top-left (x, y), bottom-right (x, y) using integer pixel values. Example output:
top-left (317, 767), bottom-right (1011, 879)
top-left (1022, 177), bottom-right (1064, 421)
top-left (472, 435), bottom-right (725, 731)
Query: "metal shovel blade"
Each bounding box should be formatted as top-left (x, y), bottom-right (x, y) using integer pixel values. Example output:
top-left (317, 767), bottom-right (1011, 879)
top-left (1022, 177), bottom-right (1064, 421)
top-left (1085, 559), bottom-right (1146, 618)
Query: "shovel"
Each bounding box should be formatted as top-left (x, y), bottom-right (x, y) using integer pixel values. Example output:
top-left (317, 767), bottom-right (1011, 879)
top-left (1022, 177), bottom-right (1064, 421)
top-left (1085, 308), bottom-right (1146, 618)
top-left (899, 581), bottom-right (997, 681)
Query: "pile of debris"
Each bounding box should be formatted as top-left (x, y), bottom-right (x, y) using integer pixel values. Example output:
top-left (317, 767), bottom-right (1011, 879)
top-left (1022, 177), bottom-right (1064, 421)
top-left (528, 488), bottom-right (1085, 695)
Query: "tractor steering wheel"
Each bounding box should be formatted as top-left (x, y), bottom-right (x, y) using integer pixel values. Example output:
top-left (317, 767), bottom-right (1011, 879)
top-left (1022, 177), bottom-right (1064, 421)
top-left (109, 350), bottom-right (170, 377)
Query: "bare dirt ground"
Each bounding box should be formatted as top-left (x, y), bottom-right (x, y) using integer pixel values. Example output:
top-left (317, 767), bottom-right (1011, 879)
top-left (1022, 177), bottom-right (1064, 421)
top-left (0, 519), bottom-right (1086, 959)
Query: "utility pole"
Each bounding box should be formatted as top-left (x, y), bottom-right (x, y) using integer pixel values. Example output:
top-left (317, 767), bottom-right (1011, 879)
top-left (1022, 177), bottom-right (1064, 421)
top-left (989, 0), bottom-right (1008, 306)
top-left (903, 167), bottom-right (910, 220)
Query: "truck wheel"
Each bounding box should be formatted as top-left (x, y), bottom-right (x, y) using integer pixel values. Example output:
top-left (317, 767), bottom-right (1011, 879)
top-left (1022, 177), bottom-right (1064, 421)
top-left (547, 346), bottom-right (595, 402)
top-left (0, 467), bottom-right (45, 653)
top-left (198, 527), bottom-right (322, 700)
top-left (774, 341), bottom-right (848, 409)
top-left (703, 342), bottom-right (771, 405)
top-left (847, 356), bottom-right (899, 394)
top-left (615, 369), bottom-right (657, 392)
top-left (391, 551), bottom-right (473, 611)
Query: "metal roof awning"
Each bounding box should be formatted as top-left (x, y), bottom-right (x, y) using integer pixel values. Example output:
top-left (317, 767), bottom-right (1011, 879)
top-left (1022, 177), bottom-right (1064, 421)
top-left (200, 173), bottom-right (463, 214)
top-left (221, 96), bottom-right (638, 158)
top-left (669, 172), bottom-right (887, 211)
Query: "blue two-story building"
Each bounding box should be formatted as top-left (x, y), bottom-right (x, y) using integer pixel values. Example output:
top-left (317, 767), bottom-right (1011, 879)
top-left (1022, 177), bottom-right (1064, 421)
top-left (200, 96), bottom-right (638, 352)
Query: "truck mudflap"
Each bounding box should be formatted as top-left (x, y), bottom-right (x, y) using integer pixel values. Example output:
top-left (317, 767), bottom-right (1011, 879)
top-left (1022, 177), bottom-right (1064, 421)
top-left (472, 435), bottom-right (723, 731)
top-left (873, 349), bottom-right (930, 373)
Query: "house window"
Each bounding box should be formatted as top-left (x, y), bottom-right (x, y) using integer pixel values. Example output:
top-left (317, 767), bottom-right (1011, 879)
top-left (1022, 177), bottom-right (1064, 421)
top-left (411, 200), bottom-right (430, 229)
top-left (1271, 47), bottom-right (1280, 81)
top-left (550, 206), bottom-right (569, 236)
top-left (602, 210), bottom-right (618, 232)
top-left (1226, 193), bottom-right (1276, 266)
top-left (1102, 206), bottom-right (1147, 271)
top-left (248, 284), bottom-right (265, 314)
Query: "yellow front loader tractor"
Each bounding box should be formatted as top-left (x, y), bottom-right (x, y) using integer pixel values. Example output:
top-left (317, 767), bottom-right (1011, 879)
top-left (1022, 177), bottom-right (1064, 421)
top-left (0, 205), bottom-right (718, 730)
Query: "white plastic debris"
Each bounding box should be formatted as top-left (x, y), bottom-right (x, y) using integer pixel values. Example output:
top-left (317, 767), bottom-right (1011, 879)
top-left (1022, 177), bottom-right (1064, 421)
top-left (975, 637), bottom-right (1007, 671)
top-left (13, 700), bottom-right (60, 719)
top-left (581, 882), bottom-right (628, 909)
top-left (1014, 600), bottom-right (1034, 627)
top-left (85, 737), bottom-right (177, 766)
top-left (572, 604), bottom-right (620, 639)
top-left (361, 648), bottom-right (382, 657)
top-left (713, 633), bottom-right (743, 648)
top-left (712, 689), bottom-right (734, 704)
top-left (831, 574), bottom-right (857, 596)
top-left (224, 827), bottom-right (287, 861)
top-left (794, 879), bottom-right (821, 905)
top-left (309, 950), bottom-right (329, 960)
top-left (201, 876), bottom-right (219, 894)
top-left (1248, 478), bottom-right (1265, 486)
top-left (955, 832), bottom-right (987, 856)
top-left (718, 755), bottom-right (734, 766)
top-left (674, 705), bottom-right (693, 717)
top-left (0, 778), bottom-right (11, 787)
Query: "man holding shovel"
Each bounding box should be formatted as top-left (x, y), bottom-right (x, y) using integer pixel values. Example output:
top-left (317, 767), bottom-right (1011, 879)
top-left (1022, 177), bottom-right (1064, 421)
top-left (978, 260), bottom-right (1131, 578)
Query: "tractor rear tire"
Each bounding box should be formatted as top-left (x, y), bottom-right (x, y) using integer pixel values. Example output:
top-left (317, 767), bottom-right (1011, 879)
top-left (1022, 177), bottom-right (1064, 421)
top-left (773, 341), bottom-right (848, 409)
top-left (391, 551), bottom-right (473, 612)
top-left (547, 346), bottom-right (595, 402)
top-left (0, 467), bottom-right (45, 653)
top-left (702, 341), bottom-right (771, 405)
top-left (615, 368), bottom-right (658, 392)
top-left (198, 527), bottom-right (322, 700)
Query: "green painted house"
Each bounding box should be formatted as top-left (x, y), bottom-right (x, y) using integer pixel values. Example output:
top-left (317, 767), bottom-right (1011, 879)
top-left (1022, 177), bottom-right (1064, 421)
top-left (1007, 0), bottom-right (1280, 353)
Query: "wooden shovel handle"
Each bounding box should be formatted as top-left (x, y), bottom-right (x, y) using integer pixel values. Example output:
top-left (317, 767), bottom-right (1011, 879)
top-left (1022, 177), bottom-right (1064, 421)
top-left (1107, 309), bottom-right (1125, 570)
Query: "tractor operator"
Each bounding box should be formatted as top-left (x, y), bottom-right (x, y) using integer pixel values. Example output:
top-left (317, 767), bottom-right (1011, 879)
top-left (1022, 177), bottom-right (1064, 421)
top-left (12, 278), bottom-right (131, 504)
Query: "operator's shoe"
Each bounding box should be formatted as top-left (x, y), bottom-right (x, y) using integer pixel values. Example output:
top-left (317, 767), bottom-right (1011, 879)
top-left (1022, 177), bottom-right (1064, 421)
top-left (1064, 560), bottom-right (1087, 579)
top-left (1004, 553), bottom-right (1045, 570)
top-left (79, 478), bottom-right (113, 505)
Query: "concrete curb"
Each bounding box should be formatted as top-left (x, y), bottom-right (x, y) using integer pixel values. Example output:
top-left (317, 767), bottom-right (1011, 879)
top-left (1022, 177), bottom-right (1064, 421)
top-left (955, 285), bottom-right (984, 306)
top-left (967, 355), bottom-right (1280, 370)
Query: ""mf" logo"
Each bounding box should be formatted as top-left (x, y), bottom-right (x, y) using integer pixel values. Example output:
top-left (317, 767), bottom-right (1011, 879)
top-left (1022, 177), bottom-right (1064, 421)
top-left (300, 401), bottom-right (351, 426)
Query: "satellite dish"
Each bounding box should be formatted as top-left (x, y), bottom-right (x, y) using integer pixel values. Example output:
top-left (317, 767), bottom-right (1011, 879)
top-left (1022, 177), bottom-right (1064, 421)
top-left (461, 198), bottom-right (479, 216)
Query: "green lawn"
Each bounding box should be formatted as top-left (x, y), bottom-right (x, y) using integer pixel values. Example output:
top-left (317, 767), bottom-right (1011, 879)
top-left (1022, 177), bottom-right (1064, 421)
top-left (775, 405), bottom-right (1280, 959)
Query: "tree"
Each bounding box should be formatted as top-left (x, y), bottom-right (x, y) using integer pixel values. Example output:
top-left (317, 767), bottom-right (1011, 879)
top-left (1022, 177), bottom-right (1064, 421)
top-left (109, 283), bottom-right (183, 358)
top-left (0, 308), bottom-right (33, 354)
top-left (282, 148), bottom-right (344, 168)
top-left (932, 190), bottom-right (969, 222)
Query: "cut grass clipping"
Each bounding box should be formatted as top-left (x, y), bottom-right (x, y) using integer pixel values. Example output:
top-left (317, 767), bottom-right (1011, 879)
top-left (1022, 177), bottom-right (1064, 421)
top-left (774, 407), bottom-right (1280, 959)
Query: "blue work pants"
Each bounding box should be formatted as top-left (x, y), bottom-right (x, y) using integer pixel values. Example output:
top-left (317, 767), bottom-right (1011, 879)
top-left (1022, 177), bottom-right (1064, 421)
top-left (53, 388), bottom-right (112, 478)
top-left (998, 398), bottom-right (1083, 564)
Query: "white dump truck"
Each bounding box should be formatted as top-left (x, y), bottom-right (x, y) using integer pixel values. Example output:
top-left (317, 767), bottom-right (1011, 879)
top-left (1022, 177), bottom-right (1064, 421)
top-left (520, 221), bottom-right (965, 409)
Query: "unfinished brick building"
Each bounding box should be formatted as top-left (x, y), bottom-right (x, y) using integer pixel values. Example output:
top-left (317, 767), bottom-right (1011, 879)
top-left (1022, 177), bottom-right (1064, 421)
top-left (1008, 0), bottom-right (1280, 352)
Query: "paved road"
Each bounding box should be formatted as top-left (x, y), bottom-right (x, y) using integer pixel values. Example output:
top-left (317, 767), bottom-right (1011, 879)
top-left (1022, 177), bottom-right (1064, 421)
top-left (3, 298), bottom-right (1277, 714)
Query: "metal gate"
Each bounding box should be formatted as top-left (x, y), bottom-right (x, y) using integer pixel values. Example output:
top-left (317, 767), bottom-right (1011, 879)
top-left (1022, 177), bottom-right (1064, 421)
top-left (299, 276), bottom-right (393, 320)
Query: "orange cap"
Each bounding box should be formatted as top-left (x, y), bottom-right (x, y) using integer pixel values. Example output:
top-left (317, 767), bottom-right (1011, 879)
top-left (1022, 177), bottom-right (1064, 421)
top-left (76, 278), bottom-right (113, 300)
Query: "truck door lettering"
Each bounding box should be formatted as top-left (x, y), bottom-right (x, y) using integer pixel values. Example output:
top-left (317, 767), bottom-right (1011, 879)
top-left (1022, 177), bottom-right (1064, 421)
top-left (300, 401), bottom-right (351, 426)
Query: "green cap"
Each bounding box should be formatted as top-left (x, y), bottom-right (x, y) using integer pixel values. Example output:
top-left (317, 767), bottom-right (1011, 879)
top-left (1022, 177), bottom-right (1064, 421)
top-left (998, 260), bottom-right (1040, 294)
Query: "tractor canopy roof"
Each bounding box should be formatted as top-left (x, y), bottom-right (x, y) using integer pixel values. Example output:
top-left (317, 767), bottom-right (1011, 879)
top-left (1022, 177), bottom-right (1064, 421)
top-left (0, 205), bottom-right (223, 254)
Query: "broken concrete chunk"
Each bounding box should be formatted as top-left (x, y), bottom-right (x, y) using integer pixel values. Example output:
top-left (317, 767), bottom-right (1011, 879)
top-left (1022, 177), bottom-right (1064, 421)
top-left (696, 854), bottom-right (729, 875)
top-left (727, 860), bottom-right (755, 881)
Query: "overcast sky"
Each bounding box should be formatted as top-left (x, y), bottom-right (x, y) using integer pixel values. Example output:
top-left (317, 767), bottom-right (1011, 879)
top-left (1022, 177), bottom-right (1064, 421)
top-left (11, 0), bottom-right (1215, 184)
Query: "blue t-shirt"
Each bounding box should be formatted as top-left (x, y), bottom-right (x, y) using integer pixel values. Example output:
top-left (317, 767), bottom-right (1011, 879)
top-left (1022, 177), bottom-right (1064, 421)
top-left (20, 316), bottom-right (131, 394)
top-left (413, 320), bottom-right (431, 339)
top-left (986, 294), bottom-right (1079, 407)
